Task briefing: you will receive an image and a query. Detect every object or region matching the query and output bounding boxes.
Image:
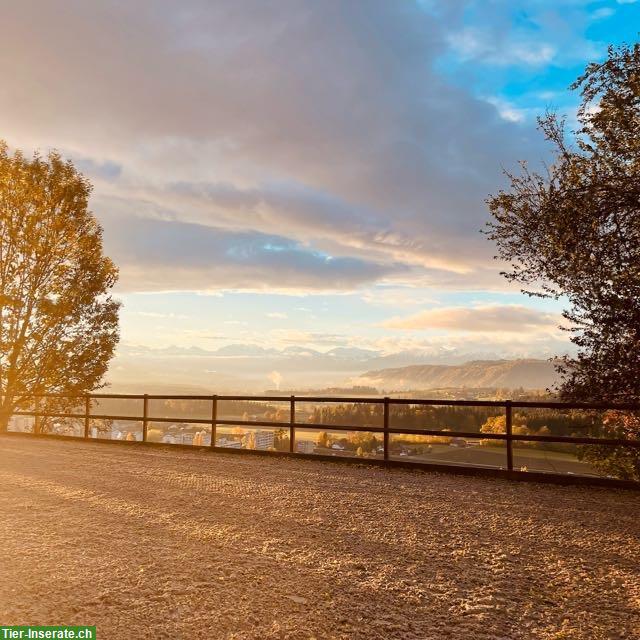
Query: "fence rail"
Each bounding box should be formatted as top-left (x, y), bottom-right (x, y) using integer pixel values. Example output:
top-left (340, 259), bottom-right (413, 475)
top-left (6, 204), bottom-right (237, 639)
top-left (4, 393), bottom-right (640, 484)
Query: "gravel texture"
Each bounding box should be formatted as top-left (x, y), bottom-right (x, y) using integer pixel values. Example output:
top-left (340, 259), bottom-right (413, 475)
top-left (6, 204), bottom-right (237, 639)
top-left (1, 434), bottom-right (639, 640)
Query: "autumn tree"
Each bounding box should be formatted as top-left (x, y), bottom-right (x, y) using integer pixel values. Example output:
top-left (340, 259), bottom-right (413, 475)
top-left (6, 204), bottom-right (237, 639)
top-left (0, 142), bottom-right (120, 432)
top-left (316, 431), bottom-right (330, 448)
top-left (480, 414), bottom-right (525, 447)
top-left (273, 428), bottom-right (289, 451)
top-left (486, 43), bottom-right (640, 479)
top-left (244, 431), bottom-right (256, 450)
top-left (348, 431), bottom-right (380, 453)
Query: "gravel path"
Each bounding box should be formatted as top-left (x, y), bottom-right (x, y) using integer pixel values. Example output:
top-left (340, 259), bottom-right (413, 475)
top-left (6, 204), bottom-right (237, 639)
top-left (1, 435), bottom-right (639, 640)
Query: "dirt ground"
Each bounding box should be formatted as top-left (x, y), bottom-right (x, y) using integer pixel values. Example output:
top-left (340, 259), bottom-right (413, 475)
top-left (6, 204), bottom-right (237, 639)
top-left (1, 435), bottom-right (639, 640)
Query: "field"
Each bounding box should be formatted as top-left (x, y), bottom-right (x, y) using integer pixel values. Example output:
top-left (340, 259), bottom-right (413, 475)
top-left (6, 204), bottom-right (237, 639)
top-left (396, 443), bottom-right (601, 475)
top-left (1, 434), bottom-right (639, 639)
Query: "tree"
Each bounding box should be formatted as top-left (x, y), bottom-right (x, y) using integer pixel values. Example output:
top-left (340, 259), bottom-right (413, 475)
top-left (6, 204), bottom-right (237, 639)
top-left (348, 431), bottom-right (380, 454)
top-left (146, 428), bottom-right (164, 443)
top-left (316, 431), bottom-right (330, 449)
top-left (486, 43), bottom-right (640, 478)
top-left (480, 414), bottom-right (524, 447)
top-left (273, 428), bottom-right (289, 451)
top-left (244, 431), bottom-right (256, 450)
top-left (0, 143), bottom-right (120, 432)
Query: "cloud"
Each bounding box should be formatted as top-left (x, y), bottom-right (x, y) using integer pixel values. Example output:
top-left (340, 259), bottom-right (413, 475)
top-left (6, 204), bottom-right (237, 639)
top-left (382, 304), bottom-right (562, 333)
top-left (0, 0), bottom-right (552, 294)
top-left (127, 311), bottom-right (190, 320)
top-left (269, 330), bottom-right (349, 347)
top-left (360, 287), bottom-right (439, 308)
top-left (444, 1), bottom-right (610, 71)
top-left (103, 213), bottom-right (405, 293)
top-left (485, 97), bottom-right (530, 123)
top-left (448, 28), bottom-right (556, 66)
top-left (155, 180), bottom-right (478, 274)
top-left (591, 8), bottom-right (615, 20)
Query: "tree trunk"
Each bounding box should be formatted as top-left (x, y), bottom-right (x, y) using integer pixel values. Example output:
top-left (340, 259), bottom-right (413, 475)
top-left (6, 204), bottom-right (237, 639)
top-left (0, 394), bottom-right (16, 432)
top-left (0, 408), bottom-right (10, 432)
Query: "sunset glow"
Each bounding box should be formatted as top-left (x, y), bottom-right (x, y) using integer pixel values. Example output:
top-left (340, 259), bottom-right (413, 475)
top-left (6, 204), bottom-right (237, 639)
top-left (2, 1), bottom-right (637, 390)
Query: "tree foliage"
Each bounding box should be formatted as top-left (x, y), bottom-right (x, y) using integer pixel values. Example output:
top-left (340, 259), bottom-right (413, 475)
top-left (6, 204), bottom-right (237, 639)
top-left (576, 410), bottom-right (640, 480)
top-left (316, 431), bottom-right (329, 448)
top-left (0, 142), bottom-right (120, 431)
top-left (486, 43), bottom-right (640, 479)
top-left (486, 43), bottom-right (640, 402)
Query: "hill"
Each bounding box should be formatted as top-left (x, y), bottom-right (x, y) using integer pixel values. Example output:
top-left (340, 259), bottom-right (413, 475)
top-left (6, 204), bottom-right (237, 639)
top-left (355, 358), bottom-right (558, 391)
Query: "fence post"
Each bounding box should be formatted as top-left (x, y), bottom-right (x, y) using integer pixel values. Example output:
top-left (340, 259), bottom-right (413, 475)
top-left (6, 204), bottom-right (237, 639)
top-left (210, 395), bottom-right (217, 449)
top-left (289, 395), bottom-right (295, 453)
top-left (383, 397), bottom-right (390, 462)
top-left (505, 400), bottom-right (513, 471)
top-left (84, 395), bottom-right (90, 439)
top-left (34, 396), bottom-right (41, 434)
top-left (142, 394), bottom-right (149, 443)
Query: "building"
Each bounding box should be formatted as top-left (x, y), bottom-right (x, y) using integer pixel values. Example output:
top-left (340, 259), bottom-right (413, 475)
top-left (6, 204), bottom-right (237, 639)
top-left (255, 430), bottom-right (275, 450)
top-left (216, 437), bottom-right (242, 449)
top-left (297, 440), bottom-right (315, 454)
top-left (242, 430), bottom-right (275, 450)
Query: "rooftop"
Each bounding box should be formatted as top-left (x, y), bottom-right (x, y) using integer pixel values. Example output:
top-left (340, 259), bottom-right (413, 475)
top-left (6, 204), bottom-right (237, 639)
top-left (1, 435), bottom-right (639, 639)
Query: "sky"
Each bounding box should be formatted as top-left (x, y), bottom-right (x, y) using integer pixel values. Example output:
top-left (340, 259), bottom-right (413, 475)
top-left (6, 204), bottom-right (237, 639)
top-left (1, 0), bottom-right (638, 389)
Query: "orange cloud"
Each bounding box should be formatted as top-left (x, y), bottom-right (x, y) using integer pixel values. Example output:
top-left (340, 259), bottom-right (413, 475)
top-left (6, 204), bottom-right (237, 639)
top-left (383, 305), bottom-right (562, 333)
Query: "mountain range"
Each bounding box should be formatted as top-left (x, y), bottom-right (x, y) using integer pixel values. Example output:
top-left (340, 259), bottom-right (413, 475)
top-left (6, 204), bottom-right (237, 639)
top-left (109, 343), bottom-right (560, 393)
